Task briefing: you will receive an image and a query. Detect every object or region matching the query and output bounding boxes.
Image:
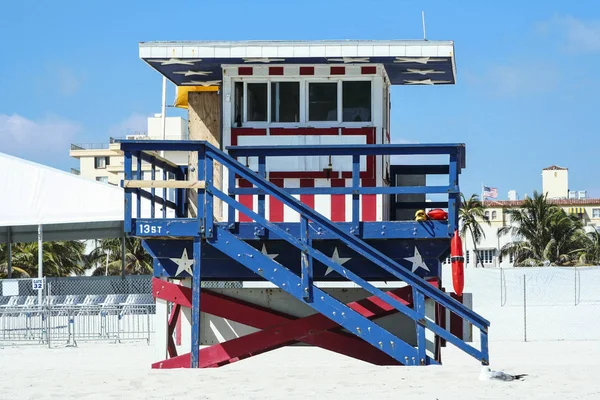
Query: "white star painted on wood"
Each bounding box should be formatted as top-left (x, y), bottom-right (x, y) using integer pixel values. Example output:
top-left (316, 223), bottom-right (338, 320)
top-left (261, 243), bottom-right (279, 261)
top-left (242, 57), bottom-right (285, 63)
top-left (404, 246), bottom-right (430, 273)
top-left (147, 58), bottom-right (202, 66)
top-left (181, 80), bottom-right (222, 86)
top-left (171, 248), bottom-right (194, 277)
top-left (393, 57), bottom-right (447, 64)
top-left (404, 79), bottom-right (452, 85)
top-left (328, 57), bottom-right (370, 63)
top-left (402, 68), bottom-right (445, 75)
top-left (325, 247), bottom-right (351, 276)
top-left (173, 70), bottom-right (212, 76)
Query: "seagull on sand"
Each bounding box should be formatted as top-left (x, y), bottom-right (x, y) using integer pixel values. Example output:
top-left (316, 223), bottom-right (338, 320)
top-left (479, 366), bottom-right (528, 381)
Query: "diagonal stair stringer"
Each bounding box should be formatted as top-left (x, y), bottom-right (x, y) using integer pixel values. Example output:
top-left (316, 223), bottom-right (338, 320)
top-left (207, 226), bottom-right (435, 365)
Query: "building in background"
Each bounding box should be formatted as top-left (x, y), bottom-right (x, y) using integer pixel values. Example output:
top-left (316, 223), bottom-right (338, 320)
top-left (452, 165), bottom-right (600, 268)
top-left (69, 115), bottom-right (188, 186)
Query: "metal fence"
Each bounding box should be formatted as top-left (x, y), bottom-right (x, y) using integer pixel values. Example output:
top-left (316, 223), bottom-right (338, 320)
top-left (0, 275), bottom-right (244, 348)
top-left (0, 275), bottom-right (155, 347)
top-left (442, 266), bottom-right (600, 342)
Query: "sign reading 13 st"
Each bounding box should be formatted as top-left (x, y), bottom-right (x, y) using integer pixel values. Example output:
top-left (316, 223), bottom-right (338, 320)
top-left (138, 224), bottom-right (163, 235)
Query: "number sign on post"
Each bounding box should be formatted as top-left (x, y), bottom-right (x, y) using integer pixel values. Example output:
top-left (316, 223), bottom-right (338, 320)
top-left (32, 278), bottom-right (44, 291)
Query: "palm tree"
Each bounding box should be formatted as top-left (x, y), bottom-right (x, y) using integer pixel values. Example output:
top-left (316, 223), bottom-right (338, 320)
top-left (576, 229), bottom-right (600, 265)
top-left (459, 193), bottom-right (490, 268)
top-left (86, 237), bottom-right (152, 276)
top-left (499, 191), bottom-right (587, 266)
top-left (0, 241), bottom-right (86, 278)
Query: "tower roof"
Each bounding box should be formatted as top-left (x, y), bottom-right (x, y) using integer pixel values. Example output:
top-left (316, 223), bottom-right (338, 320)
top-left (138, 39), bottom-right (457, 87)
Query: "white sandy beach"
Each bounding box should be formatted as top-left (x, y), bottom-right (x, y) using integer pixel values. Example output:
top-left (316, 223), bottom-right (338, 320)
top-left (1, 340), bottom-right (599, 400)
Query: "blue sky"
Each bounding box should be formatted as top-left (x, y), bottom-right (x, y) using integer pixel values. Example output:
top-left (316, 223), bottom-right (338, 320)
top-left (1, 0), bottom-right (599, 199)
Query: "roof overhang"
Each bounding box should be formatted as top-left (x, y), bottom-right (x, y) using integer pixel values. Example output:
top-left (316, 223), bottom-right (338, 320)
top-left (139, 40), bottom-right (457, 86)
top-left (0, 221), bottom-right (124, 244)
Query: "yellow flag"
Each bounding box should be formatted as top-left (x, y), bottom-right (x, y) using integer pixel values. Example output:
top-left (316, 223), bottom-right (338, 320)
top-left (174, 86), bottom-right (219, 109)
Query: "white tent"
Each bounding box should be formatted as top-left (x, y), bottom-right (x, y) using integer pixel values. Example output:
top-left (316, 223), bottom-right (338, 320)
top-left (0, 152), bottom-right (125, 244)
top-left (0, 151), bottom-right (131, 281)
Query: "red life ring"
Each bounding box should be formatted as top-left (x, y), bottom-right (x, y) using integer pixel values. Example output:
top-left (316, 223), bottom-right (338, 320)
top-left (450, 230), bottom-right (464, 296)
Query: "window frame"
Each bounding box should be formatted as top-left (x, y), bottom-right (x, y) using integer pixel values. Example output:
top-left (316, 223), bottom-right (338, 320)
top-left (232, 76), bottom-right (375, 129)
top-left (592, 208), bottom-right (600, 219)
top-left (94, 156), bottom-right (109, 169)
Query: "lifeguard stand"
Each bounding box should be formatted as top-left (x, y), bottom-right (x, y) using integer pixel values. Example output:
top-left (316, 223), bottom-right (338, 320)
top-left (120, 39), bottom-right (490, 369)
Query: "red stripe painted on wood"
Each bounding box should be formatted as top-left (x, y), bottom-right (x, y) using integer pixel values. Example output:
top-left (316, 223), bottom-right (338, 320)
top-left (330, 179), bottom-right (346, 222)
top-left (300, 179), bottom-right (315, 210)
top-left (238, 179), bottom-right (253, 222)
top-left (361, 66), bottom-right (377, 74)
top-left (361, 178), bottom-right (377, 222)
top-left (450, 293), bottom-right (464, 340)
top-left (331, 66), bottom-right (345, 75)
top-left (269, 66), bottom-right (284, 75)
top-left (238, 67), bottom-right (253, 75)
top-left (175, 301), bottom-right (182, 346)
top-left (269, 179), bottom-right (284, 222)
top-left (230, 128), bottom-right (267, 146)
top-left (300, 66), bottom-right (314, 75)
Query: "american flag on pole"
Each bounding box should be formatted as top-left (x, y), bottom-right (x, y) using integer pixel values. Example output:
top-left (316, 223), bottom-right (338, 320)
top-left (483, 186), bottom-right (498, 199)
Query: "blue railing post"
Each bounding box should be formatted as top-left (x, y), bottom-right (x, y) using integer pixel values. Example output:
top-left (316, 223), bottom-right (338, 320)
top-left (205, 153), bottom-right (214, 239)
top-left (191, 236), bottom-right (202, 368)
top-left (123, 151), bottom-right (132, 233)
top-left (162, 167), bottom-right (167, 219)
top-left (413, 288), bottom-right (427, 365)
top-left (258, 156), bottom-right (266, 220)
top-left (197, 147), bottom-right (206, 237)
top-left (136, 152), bottom-right (142, 219)
top-left (228, 166), bottom-right (236, 228)
top-left (150, 159), bottom-right (156, 219)
top-left (448, 151), bottom-right (459, 236)
top-left (352, 154), bottom-right (360, 235)
top-left (480, 328), bottom-right (489, 365)
top-left (300, 216), bottom-right (313, 302)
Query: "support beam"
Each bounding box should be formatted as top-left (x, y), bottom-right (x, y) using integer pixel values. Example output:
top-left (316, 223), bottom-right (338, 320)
top-left (7, 227), bottom-right (12, 279)
top-left (37, 224), bottom-right (43, 305)
top-left (188, 91), bottom-right (222, 221)
top-left (123, 180), bottom-right (205, 189)
top-left (121, 228), bottom-right (126, 279)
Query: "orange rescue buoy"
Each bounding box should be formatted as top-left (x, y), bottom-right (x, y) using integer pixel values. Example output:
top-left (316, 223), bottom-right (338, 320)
top-left (450, 230), bottom-right (464, 296)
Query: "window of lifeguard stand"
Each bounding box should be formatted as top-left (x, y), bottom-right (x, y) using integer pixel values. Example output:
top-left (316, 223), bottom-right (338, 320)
top-left (233, 78), bottom-right (373, 126)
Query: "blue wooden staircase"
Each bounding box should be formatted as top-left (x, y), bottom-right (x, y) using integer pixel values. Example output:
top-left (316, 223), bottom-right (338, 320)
top-left (119, 139), bottom-right (490, 368)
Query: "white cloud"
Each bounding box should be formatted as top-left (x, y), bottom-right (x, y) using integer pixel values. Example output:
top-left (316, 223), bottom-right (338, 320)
top-left (464, 63), bottom-right (558, 98)
top-left (0, 113), bottom-right (81, 158)
top-left (537, 15), bottom-right (600, 53)
top-left (107, 113), bottom-right (150, 138)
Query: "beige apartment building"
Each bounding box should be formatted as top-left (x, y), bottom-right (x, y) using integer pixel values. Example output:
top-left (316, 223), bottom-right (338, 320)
top-left (70, 116), bottom-right (188, 186)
